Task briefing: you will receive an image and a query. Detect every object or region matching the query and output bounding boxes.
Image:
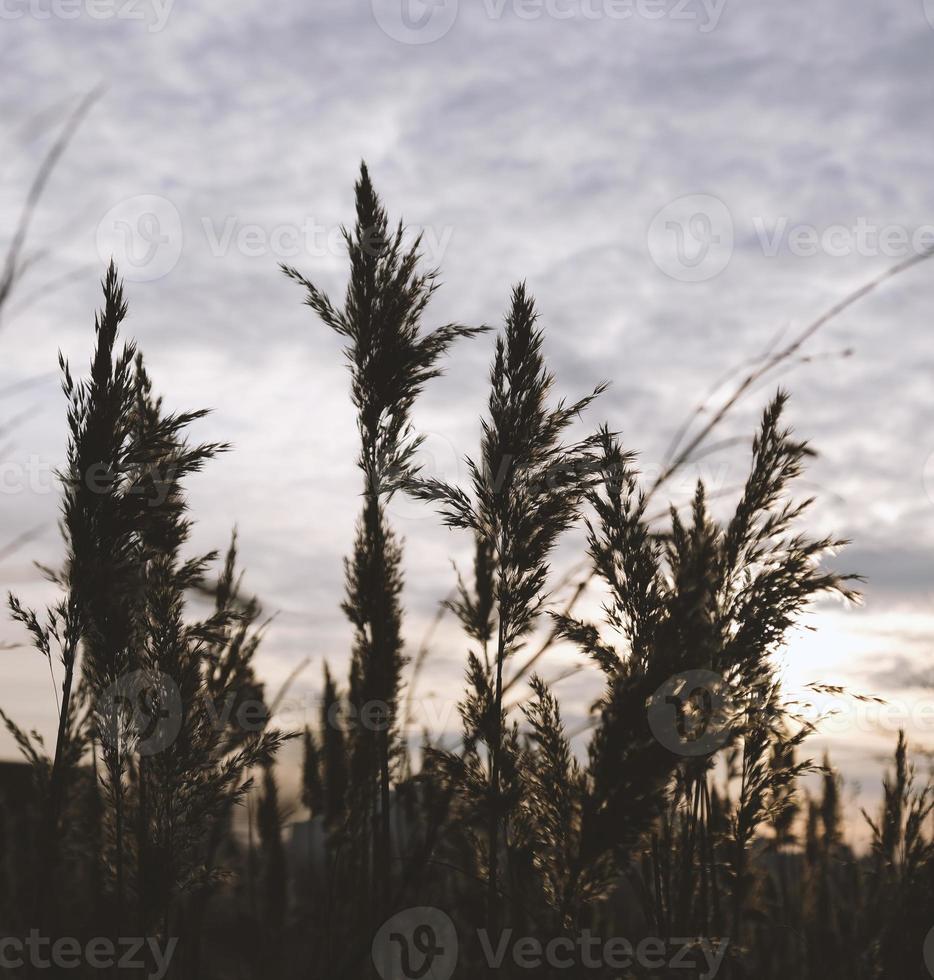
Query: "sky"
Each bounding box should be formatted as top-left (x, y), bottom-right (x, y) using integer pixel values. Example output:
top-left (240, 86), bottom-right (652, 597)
top-left (1, 0), bottom-right (933, 837)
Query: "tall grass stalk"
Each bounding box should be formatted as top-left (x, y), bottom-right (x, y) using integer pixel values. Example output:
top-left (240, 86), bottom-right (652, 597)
top-left (283, 162), bottom-right (486, 922)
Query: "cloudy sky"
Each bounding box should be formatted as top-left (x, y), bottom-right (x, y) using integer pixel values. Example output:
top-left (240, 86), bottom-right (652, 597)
top-left (1, 0), bottom-right (933, 831)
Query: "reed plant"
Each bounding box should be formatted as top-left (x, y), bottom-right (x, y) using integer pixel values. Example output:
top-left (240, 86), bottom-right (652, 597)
top-left (0, 166), bottom-right (931, 980)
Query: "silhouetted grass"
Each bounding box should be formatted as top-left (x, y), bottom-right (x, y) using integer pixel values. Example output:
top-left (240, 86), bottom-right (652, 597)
top-left (0, 165), bottom-right (930, 980)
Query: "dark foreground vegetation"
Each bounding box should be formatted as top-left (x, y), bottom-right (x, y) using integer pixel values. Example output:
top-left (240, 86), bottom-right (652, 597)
top-left (0, 162), bottom-right (932, 980)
